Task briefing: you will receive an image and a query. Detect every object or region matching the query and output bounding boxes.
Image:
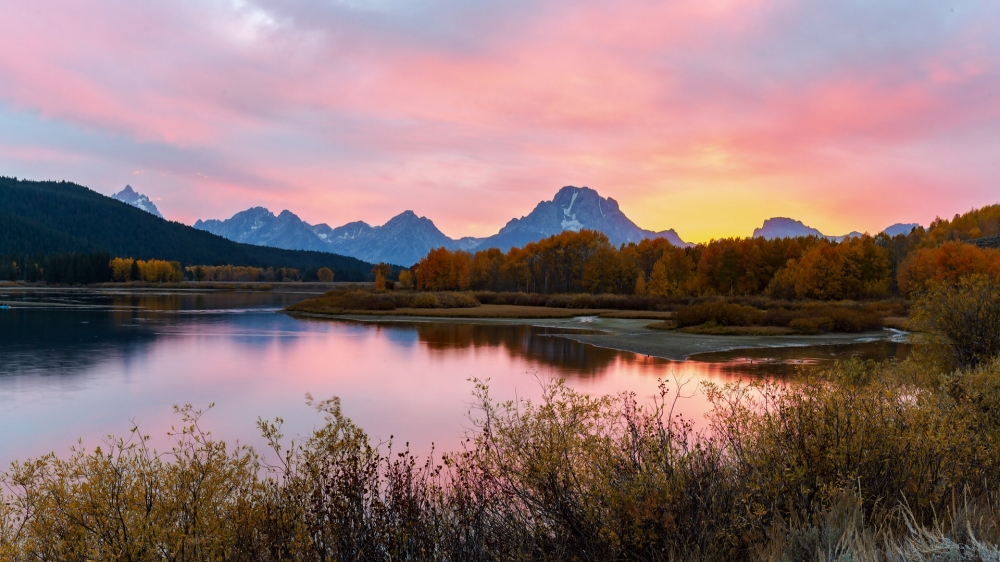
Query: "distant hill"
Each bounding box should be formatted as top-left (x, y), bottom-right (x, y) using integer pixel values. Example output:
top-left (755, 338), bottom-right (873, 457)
top-left (883, 223), bottom-right (919, 237)
top-left (752, 218), bottom-right (829, 240)
top-left (0, 177), bottom-right (375, 280)
top-left (112, 185), bottom-right (163, 219)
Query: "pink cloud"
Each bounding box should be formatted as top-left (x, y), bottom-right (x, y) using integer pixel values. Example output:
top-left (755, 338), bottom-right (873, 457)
top-left (0, 0), bottom-right (998, 241)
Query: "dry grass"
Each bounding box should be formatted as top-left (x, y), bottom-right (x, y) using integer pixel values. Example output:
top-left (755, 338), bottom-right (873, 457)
top-left (679, 325), bottom-right (798, 336)
top-left (882, 316), bottom-right (910, 329)
top-left (597, 310), bottom-right (674, 319)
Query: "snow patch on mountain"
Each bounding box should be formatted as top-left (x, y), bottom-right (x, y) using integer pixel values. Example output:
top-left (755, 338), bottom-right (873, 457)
top-left (112, 185), bottom-right (164, 219)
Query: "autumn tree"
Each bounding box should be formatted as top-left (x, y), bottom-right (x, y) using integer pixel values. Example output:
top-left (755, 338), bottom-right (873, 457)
top-left (634, 274), bottom-right (647, 296)
top-left (398, 269), bottom-right (415, 289)
top-left (898, 242), bottom-right (1000, 297)
top-left (110, 257), bottom-right (134, 282)
top-left (371, 262), bottom-right (392, 282)
top-left (792, 243), bottom-right (844, 299)
top-left (317, 267), bottom-right (334, 282)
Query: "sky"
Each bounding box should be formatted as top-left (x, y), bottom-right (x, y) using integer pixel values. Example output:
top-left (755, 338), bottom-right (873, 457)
top-left (1, 0), bottom-right (998, 243)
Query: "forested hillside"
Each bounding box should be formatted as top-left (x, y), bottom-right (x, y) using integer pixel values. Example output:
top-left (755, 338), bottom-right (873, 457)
top-left (0, 177), bottom-right (375, 280)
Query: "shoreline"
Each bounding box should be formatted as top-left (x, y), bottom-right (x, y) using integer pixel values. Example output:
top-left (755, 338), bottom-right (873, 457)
top-left (285, 310), bottom-right (908, 361)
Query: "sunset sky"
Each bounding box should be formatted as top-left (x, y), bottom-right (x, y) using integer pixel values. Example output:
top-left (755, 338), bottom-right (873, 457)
top-left (1, 0), bottom-right (998, 243)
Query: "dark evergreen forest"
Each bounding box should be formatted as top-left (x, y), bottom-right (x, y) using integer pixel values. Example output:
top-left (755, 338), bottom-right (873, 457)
top-left (0, 177), bottom-right (374, 281)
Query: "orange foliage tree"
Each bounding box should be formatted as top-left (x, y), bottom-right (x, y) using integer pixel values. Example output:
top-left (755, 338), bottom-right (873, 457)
top-left (897, 242), bottom-right (1000, 297)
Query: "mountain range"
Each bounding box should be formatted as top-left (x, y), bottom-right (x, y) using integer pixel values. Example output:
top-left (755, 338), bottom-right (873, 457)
top-left (195, 186), bottom-right (692, 266)
top-left (105, 183), bottom-right (922, 268)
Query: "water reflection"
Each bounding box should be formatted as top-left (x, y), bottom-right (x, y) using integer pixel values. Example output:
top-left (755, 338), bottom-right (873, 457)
top-left (329, 320), bottom-right (652, 376)
top-left (0, 291), bottom-right (910, 469)
top-left (0, 308), bottom-right (159, 378)
top-left (690, 339), bottom-right (911, 376)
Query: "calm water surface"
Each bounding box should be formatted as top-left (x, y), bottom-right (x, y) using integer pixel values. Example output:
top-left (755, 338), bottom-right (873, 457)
top-left (0, 289), bottom-right (909, 466)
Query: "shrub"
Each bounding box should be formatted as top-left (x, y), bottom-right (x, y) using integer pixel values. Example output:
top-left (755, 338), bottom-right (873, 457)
top-left (9, 359), bottom-right (1000, 560)
top-left (287, 290), bottom-right (482, 313)
top-left (911, 274), bottom-right (1000, 369)
top-left (674, 302), bottom-right (766, 327)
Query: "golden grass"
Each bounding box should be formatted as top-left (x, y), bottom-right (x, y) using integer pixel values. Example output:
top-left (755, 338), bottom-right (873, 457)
top-left (597, 310), bottom-right (675, 320)
top-left (679, 325), bottom-right (798, 336)
top-left (881, 316), bottom-right (910, 329)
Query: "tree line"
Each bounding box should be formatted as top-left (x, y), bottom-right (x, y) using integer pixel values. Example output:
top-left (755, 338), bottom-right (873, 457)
top-left (0, 253), bottom-right (342, 284)
top-left (0, 252), bottom-right (113, 284)
top-left (407, 203), bottom-right (1000, 299)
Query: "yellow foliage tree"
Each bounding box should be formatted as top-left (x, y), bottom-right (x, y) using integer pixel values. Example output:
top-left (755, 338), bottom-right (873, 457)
top-left (794, 244), bottom-right (843, 300)
top-left (109, 257), bottom-right (134, 282)
top-left (398, 270), bottom-right (414, 289)
top-left (648, 259), bottom-right (669, 297)
top-left (634, 273), bottom-right (647, 296)
top-left (317, 267), bottom-right (334, 282)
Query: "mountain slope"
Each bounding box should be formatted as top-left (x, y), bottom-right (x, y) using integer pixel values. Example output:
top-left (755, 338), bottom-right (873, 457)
top-left (112, 185), bottom-right (164, 218)
top-left (346, 211), bottom-right (458, 265)
top-left (0, 177), bottom-right (375, 279)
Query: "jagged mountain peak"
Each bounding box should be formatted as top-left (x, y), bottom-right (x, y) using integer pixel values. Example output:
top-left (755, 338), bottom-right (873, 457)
top-left (112, 185), bottom-right (164, 219)
top-left (480, 185), bottom-right (677, 250)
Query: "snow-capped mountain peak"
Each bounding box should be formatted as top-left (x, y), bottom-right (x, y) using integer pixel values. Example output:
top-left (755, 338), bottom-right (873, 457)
top-left (112, 185), bottom-right (164, 219)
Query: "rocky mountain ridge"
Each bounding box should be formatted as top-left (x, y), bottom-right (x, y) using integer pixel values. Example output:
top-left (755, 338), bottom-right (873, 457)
top-left (112, 185), bottom-right (163, 219)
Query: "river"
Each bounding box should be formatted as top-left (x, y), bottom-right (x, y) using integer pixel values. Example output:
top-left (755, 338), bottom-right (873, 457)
top-left (0, 287), bottom-right (909, 467)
